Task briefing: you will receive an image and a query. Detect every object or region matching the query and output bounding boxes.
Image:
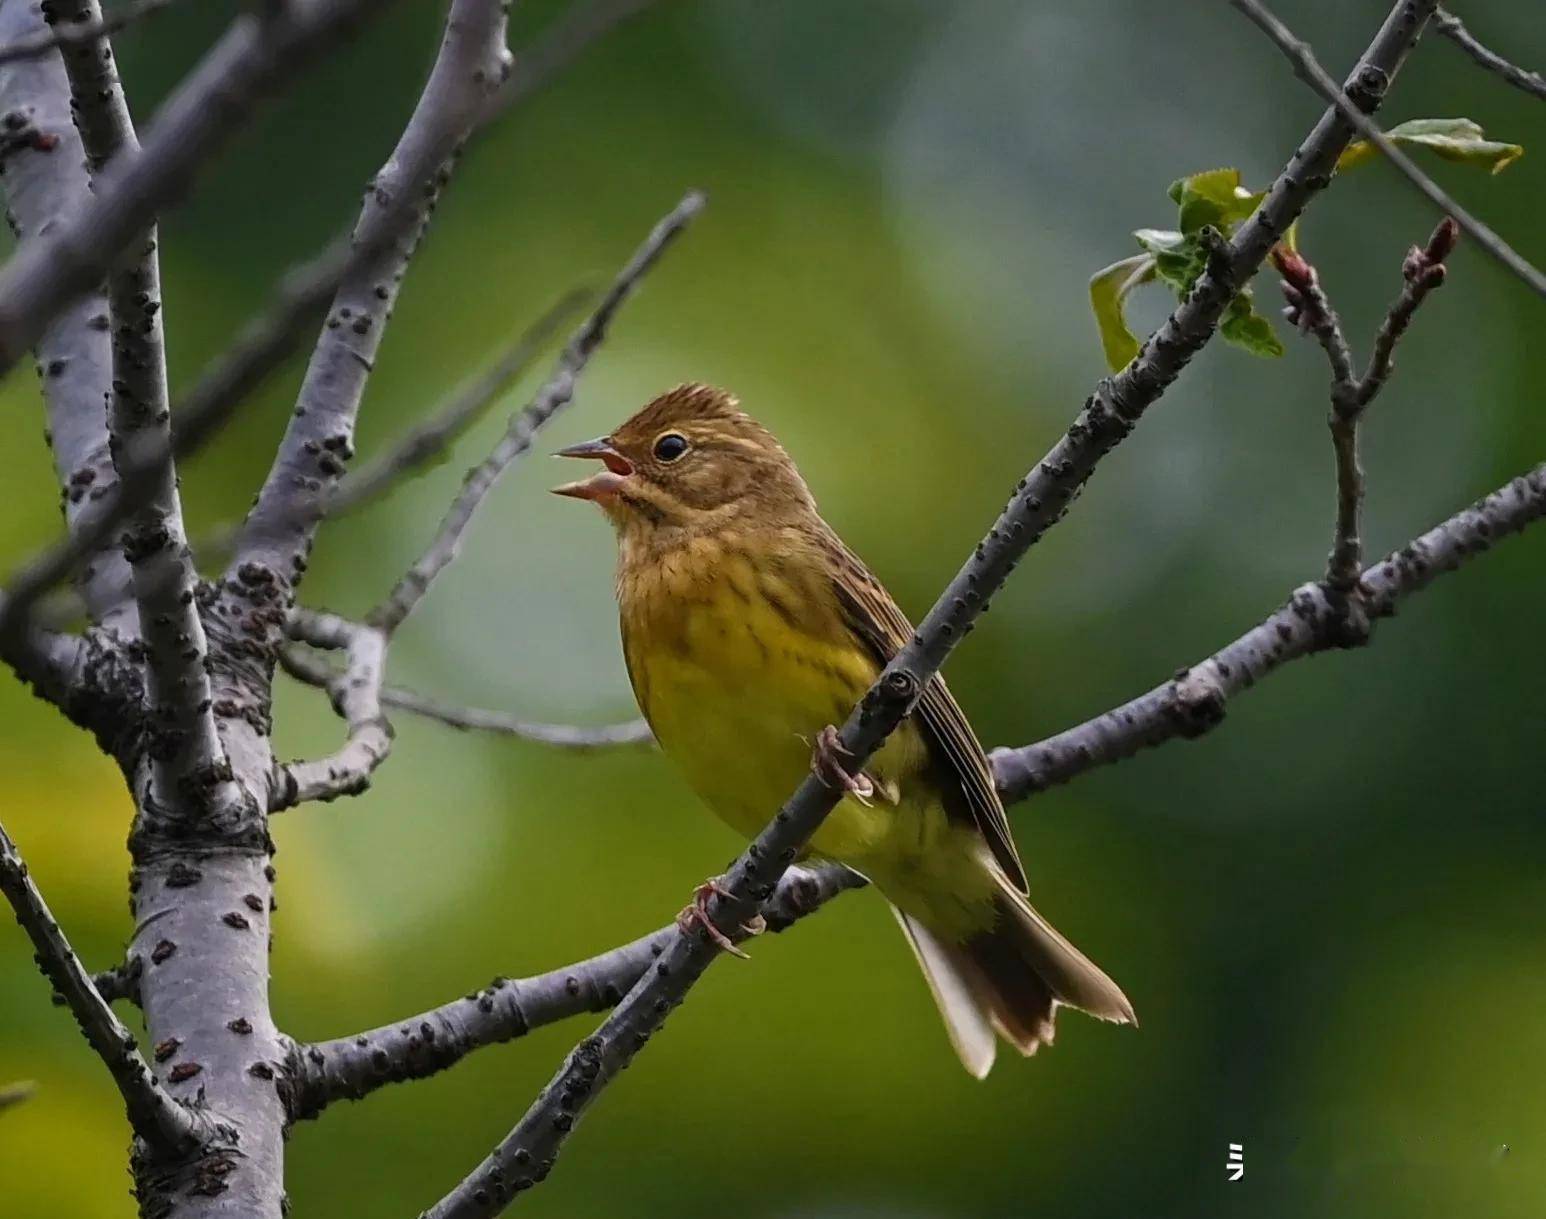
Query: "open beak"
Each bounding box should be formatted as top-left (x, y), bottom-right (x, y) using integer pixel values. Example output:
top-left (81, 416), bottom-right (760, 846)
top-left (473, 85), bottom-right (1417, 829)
top-left (551, 437), bottom-right (634, 502)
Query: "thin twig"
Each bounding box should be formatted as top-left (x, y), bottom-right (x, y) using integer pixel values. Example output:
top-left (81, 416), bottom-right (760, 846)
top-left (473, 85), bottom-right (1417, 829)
top-left (284, 863), bottom-right (864, 1120)
top-left (0, 821), bottom-right (201, 1151)
top-left (1433, 8), bottom-right (1546, 101)
top-left (270, 196), bottom-right (699, 806)
top-left (270, 611), bottom-right (391, 810)
top-left (176, 233), bottom-right (355, 454)
top-left (280, 643), bottom-right (650, 748)
top-left (331, 285), bottom-right (592, 519)
top-left (991, 463), bottom-right (1546, 801)
top-left (422, 8), bottom-right (1439, 1212)
top-left (1359, 218), bottom-right (1458, 406)
top-left (0, 0), bottom-right (174, 67)
top-left (0, 0), bottom-right (390, 374)
top-left (230, 0), bottom-right (512, 594)
top-left (1231, 0), bottom-right (1546, 300)
top-left (368, 190), bottom-right (704, 635)
top-left (380, 687), bottom-right (652, 749)
top-left (1272, 220), bottom-right (1456, 590)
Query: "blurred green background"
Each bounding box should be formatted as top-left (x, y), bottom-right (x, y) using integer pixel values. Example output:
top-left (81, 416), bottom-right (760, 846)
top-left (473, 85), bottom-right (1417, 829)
top-left (2, 1), bottom-right (1544, 1215)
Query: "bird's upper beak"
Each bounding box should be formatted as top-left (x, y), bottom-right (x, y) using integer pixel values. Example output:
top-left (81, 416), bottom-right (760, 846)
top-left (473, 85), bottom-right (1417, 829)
top-left (551, 437), bottom-right (634, 502)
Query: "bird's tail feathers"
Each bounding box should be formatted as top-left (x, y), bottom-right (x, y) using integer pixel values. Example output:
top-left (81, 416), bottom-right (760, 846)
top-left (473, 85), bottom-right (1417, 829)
top-left (890, 871), bottom-right (1134, 1076)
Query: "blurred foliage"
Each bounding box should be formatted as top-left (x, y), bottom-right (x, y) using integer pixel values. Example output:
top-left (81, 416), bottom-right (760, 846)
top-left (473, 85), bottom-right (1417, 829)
top-left (2, 1), bottom-right (1545, 1217)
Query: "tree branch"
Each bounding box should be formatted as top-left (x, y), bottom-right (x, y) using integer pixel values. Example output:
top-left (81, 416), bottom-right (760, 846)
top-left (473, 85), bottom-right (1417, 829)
top-left (421, 7), bottom-right (1441, 1212)
top-left (330, 284), bottom-right (591, 520)
top-left (270, 610), bottom-right (390, 810)
top-left (0, 0), bottom-right (388, 376)
top-left (0, 0), bottom-right (133, 630)
top-left (48, 0), bottom-right (235, 818)
top-left (1433, 7), bottom-right (1546, 101)
top-left (0, 820), bottom-right (202, 1152)
top-left (0, 0), bottom-right (174, 68)
top-left (279, 643), bottom-right (651, 749)
top-left (190, 277), bottom-right (591, 568)
top-left (269, 193), bottom-right (700, 807)
top-left (0, 611), bottom-right (87, 713)
top-left (1272, 219), bottom-right (1457, 591)
top-left (369, 190), bottom-right (704, 635)
top-left (1231, 0), bottom-right (1546, 300)
top-left (230, 0), bottom-right (512, 596)
top-left (284, 863), bottom-right (865, 1120)
top-left (990, 463), bottom-right (1546, 801)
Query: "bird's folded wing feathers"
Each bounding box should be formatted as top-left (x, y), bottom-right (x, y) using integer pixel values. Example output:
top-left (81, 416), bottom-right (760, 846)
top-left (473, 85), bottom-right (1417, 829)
top-left (824, 532), bottom-right (1029, 893)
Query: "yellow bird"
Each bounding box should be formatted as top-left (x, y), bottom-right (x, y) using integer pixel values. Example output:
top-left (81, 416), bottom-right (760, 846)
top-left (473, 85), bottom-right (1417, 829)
top-left (553, 383), bottom-right (1134, 1076)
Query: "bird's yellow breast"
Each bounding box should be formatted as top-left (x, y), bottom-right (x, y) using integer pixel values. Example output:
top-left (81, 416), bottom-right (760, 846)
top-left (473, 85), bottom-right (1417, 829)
top-left (616, 529), bottom-right (996, 936)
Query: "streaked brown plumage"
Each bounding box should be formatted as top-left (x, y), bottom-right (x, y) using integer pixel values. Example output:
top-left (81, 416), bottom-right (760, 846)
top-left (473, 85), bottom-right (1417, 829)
top-left (553, 383), bottom-right (1134, 1075)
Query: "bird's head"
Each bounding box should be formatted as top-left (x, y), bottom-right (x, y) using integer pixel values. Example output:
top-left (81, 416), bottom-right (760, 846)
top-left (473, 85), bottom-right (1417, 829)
top-left (552, 384), bottom-right (814, 540)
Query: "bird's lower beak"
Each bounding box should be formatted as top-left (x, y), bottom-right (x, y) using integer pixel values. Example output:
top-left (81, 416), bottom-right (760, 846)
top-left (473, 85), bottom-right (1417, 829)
top-left (551, 437), bottom-right (634, 502)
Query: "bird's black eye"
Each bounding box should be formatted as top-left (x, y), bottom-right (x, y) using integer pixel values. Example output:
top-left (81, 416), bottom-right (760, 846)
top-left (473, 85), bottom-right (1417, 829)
top-left (653, 432), bottom-right (689, 463)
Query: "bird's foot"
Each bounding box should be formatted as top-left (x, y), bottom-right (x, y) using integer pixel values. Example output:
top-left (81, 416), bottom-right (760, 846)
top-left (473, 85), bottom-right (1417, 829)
top-left (809, 725), bottom-right (874, 806)
top-left (676, 877), bottom-right (752, 959)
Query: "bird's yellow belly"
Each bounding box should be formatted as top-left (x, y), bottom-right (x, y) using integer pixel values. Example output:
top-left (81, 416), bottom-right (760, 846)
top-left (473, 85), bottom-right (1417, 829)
top-left (627, 587), bottom-right (997, 936)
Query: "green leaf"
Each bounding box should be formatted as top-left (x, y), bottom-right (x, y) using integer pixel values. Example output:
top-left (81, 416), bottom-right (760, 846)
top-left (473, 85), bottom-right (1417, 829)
top-left (1220, 291), bottom-right (1284, 359)
top-left (1167, 168), bottom-right (1265, 234)
top-left (1338, 117), bottom-right (1524, 175)
top-left (1088, 254), bottom-right (1155, 371)
top-left (1134, 228), bottom-right (1204, 293)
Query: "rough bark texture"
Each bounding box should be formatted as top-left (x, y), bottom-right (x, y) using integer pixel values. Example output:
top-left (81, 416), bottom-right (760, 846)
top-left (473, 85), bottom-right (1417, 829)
top-left (232, 0), bottom-right (515, 594)
top-left (0, 0), bottom-right (131, 629)
top-left (0, 0), bottom-right (383, 375)
top-left (2, 1), bottom-right (1544, 1216)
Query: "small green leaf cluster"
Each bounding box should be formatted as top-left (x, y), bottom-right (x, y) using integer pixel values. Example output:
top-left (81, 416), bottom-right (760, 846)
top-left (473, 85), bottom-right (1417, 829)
top-left (1087, 119), bottom-right (1523, 372)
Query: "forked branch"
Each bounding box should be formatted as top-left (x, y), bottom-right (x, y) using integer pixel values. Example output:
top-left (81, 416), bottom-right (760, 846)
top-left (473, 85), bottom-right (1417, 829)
top-left (232, 0), bottom-right (514, 594)
top-left (1272, 218), bottom-right (1457, 591)
top-left (990, 462), bottom-right (1546, 801)
top-left (0, 821), bottom-right (202, 1152)
top-left (272, 193), bottom-right (701, 808)
top-left (1232, 0), bottom-right (1546, 299)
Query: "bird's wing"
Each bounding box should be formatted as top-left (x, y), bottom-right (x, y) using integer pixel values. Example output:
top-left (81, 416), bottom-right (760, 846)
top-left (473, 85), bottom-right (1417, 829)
top-left (824, 531), bottom-right (1028, 892)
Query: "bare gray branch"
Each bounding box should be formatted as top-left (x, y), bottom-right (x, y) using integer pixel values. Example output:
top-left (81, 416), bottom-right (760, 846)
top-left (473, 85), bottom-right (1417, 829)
top-left (0, 0), bottom-right (173, 68)
top-left (49, 0), bottom-right (234, 816)
top-left (231, 0), bottom-right (513, 594)
top-left (1232, 0), bottom-right (1546, 300)
top-left (0, 0), bottom-right (387, 375)
top-left (280, 643), bottom-right (651, 749)
top-left (271, 611), bottom-right (390, 810)
top-left (332, 285), bottom-right (590, 519)
top-left (0, 820), bottom-right (203, 1151)
top-left (991, 464), bottom-right (1546, 801)
top-left (1433, 7), bottom-right (1546, 101)
top-left (285, 863), bottom-right (864, 1120)
top-left (0, 1), bottom-right (131, 630)
top-left (369, 190), bottom-right (704, 635)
